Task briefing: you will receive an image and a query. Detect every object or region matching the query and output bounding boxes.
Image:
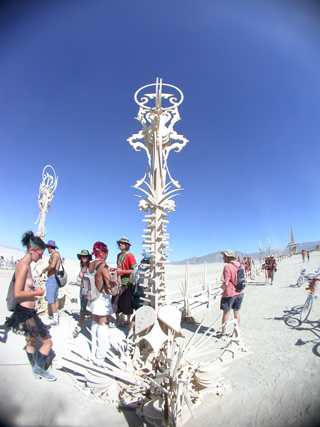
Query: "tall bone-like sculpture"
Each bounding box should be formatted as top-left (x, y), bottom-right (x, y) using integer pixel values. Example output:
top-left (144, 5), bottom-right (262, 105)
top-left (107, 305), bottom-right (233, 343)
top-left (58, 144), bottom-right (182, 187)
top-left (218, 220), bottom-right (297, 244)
top-left (63, 82), bottom-right (251, 427)
top-left (35, 165), bottom-right (58, 238)
top-left (128, 78), bottom-right (188, 312)
top-left (33, 165), bottom-right (58, 294)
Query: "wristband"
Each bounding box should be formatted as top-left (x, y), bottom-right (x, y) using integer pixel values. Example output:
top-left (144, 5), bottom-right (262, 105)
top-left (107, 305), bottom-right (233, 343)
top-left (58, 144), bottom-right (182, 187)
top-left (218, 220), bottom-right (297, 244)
top-left (36, 289), bottom-right (39, 296)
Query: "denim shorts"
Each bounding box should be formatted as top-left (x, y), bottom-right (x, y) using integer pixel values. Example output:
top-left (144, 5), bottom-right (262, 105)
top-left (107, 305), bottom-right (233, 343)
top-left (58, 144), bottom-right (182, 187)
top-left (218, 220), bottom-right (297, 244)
top-left (45, 277), bottom-right (59, 304)
top-left (220, 293), bottom-right (244, 312)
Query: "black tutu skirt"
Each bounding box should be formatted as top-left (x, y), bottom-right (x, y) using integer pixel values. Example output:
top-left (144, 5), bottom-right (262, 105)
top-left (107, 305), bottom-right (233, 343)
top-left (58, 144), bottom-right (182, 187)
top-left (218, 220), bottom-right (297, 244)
top-left (5, 304), bottom-right (50, 339)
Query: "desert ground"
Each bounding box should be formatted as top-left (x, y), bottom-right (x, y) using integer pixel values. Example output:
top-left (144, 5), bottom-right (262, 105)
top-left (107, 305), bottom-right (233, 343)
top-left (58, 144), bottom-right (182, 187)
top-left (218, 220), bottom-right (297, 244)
top-left (1, 246), bottom-right (320, 427)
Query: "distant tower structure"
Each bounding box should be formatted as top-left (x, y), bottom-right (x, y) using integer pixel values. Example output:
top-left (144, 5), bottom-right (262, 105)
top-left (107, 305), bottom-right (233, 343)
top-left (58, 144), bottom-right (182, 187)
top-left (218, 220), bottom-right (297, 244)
top-left (287, 225), bottom-right (298, 255)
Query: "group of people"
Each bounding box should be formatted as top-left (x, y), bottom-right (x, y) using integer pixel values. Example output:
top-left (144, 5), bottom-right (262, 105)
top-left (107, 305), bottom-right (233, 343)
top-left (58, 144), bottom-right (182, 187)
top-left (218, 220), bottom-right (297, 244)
top-left (72, 237), bottom-right (137, 359)
top-left (301, 249), bottom-right (310, 262)
top-left (5, 231), bottom-right (137, 380)
top-left (6, 230), bottom-right (272, 379)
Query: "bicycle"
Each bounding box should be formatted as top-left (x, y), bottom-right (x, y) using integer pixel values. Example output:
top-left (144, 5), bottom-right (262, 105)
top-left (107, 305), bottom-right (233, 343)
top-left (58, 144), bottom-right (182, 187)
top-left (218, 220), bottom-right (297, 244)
top-left (296, 266), bottom-right (320, 287)
top-left (296, 266), bottom-right (308, 286)
top-left (300, 273), bottom-right (320, 323)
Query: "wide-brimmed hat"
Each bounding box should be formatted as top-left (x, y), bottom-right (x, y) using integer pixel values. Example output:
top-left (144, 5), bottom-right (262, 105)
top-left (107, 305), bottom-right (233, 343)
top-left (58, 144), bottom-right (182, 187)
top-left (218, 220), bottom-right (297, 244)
top-left (77, 249), bottom-right (92, 260)
top-left (220, 250), bottom-right (236, 259)
top-left (116, 236), bottom-right (132, 246)
top-left (46, 240), bottom-right (58, 249)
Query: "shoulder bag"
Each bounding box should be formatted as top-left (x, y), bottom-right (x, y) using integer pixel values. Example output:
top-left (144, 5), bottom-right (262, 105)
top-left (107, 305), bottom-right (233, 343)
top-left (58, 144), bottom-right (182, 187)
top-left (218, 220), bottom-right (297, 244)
top-left (54, 261), bottom-right (68, 288)
top-left (6, 272), bottom-right (20, 311)
top-left (108, 269), bottom-right (121, 296)
top-left (86, 262), bottom-right (104, 302)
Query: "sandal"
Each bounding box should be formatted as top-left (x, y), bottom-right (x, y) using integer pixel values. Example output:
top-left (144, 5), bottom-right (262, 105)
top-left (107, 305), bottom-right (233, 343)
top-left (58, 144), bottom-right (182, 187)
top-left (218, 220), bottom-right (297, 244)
top-left (72, 328), bottom-right (80, 338)
top-left (109, 322), bottom-right (117, 328)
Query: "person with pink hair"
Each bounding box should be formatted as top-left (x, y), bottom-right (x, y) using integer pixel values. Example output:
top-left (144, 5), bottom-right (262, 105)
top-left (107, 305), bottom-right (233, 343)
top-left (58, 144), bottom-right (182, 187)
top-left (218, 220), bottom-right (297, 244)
top-left (86, 242), bottom-right (113, 359)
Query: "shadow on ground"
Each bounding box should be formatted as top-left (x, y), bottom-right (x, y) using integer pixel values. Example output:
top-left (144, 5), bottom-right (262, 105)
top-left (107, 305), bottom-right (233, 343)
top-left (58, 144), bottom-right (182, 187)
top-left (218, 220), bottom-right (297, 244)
top-left (248, 281), bottom-right (271, 287)
top-left (273, 305), bottom-right (320, 356)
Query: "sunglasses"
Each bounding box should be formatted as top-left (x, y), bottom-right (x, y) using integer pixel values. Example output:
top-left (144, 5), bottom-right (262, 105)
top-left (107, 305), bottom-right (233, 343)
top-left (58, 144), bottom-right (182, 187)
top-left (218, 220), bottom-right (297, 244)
top-left (32, 248), bottom-right (43, 258)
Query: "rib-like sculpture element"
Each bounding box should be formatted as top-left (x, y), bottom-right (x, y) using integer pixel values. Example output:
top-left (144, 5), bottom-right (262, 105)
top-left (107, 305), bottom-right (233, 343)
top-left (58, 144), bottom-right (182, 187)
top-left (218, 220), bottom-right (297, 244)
top-left (35, 165), bottom-right (58, 238)
top-left (128, 78), bottom-right (188, 312)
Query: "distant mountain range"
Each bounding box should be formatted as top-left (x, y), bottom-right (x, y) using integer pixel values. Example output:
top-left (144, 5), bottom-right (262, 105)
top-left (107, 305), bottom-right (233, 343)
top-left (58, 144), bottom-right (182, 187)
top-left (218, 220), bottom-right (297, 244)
top-left (172, 240), bottom-right (320, 265)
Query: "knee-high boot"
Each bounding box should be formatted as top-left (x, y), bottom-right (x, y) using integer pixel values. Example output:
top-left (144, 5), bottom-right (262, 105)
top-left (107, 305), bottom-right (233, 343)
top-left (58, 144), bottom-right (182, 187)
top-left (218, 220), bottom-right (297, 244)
top-left (26, 351), bottom-right (35, 370)
top-left (96, 324), bottom-right (110, 359)
top-left (91, 321), bottom-right (99, 357)
top-left (33, 352), bottom-right (56, 381)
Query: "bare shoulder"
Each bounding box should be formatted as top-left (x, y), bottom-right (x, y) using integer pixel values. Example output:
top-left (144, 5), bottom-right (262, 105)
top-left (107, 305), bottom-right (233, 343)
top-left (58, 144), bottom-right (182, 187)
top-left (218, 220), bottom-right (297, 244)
top-left (89, 261), bottom-right (95, 274)
top-left (15, 256), bottom-right (28, 278)
top-left (51, 251), bottom-right (60, 261)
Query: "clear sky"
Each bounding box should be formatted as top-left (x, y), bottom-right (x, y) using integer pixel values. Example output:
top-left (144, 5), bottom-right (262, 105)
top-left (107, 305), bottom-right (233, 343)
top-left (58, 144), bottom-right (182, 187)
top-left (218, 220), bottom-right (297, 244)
top-left (1, 0), bottom-right (320, 263)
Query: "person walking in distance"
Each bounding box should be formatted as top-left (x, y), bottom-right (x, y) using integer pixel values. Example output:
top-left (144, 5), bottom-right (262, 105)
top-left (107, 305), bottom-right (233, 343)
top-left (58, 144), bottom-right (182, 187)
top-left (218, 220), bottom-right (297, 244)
top-left (267, 255), bottom-right (277, 285)
top-left (42, 240), bottom-right (61, 326)
top-left (5, 231), bottom-right (56, 381)
top-left (220, 250), bottom-right (245, 335)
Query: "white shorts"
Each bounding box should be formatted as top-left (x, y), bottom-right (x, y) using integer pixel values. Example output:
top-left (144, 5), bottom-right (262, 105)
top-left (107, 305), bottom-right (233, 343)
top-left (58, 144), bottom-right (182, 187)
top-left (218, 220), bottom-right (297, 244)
top-left (87, 293), bottom-right (113, 316)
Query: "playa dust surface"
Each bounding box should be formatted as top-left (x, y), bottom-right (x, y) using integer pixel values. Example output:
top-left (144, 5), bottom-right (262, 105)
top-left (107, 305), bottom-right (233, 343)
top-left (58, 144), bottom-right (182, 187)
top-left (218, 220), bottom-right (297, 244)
top-left (0, 247), bottom-right (320, 427)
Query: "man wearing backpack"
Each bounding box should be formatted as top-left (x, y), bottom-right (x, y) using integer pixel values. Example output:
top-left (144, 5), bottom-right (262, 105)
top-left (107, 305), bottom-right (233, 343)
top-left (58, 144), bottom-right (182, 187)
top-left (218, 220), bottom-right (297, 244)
top-left (220, 250), bottom-right (245, 334)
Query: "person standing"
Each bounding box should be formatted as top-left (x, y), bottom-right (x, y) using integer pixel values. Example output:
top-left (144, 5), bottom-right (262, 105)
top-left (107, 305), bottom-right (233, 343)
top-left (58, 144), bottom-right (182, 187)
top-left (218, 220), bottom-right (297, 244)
top-left (5, 231), bottom-right (56, 381)
top-left (112, 237), bottom-right (137, 327)
top-left (87, 242), bottom-right (113, 359)
top-left (220, 250), bottom-right (245, 335)
top-left (42, 240), bottom-right (60, 326)
top-left (72, 249), bottom-right (92, 338)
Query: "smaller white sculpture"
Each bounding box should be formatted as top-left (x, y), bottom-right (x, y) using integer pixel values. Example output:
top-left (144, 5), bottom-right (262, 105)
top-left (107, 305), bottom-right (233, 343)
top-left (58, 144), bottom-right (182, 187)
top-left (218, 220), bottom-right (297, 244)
top-left (33, 165), bottom-right (58, 300)
top-left (35, 165), bottom-right (58, 238)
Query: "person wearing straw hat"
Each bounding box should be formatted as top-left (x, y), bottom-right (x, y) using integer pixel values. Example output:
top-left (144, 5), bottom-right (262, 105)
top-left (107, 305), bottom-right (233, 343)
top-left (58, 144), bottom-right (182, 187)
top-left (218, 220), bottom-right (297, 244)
top-left (112, 237), bottom-right (137, 327)
top-left (72, 249), bottom-right (92, 338)
top-left (220, 250), bottom-right (245, 335)
top-left (42, 239), bottom-right (61, 327)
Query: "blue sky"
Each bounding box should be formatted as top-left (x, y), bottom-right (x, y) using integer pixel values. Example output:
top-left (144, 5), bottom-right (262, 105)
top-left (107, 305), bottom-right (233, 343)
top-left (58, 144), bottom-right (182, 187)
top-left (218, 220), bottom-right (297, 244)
top-left (1, 0), bottom-right (320, 263)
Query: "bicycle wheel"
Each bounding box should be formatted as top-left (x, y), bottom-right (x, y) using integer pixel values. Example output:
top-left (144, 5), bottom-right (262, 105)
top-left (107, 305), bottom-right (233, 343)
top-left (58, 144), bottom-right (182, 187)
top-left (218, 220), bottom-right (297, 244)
top-left (297, 276), bottom-right (305, 287)
top-left (300, 293), bottom-right (314, 323)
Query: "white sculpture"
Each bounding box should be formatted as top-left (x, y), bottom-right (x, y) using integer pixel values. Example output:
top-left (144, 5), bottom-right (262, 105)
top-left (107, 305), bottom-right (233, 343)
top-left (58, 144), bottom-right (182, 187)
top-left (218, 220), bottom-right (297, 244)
top-left (128, 78), bottom-right (188, 312)
top-left (33, 165), bottom-right (58, 299)
top-left (61, 81), bottom-right (250, 427)
top-left (35, 165), bottom-right (58, 238)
